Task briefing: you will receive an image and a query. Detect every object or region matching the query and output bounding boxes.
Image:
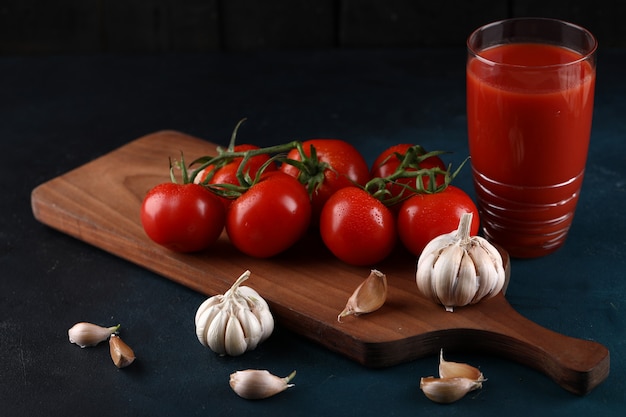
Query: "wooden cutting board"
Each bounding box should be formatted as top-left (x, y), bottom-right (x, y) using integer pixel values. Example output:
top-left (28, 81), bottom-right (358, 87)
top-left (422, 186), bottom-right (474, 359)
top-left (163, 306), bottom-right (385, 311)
top-left (31, 130), bottom-right (609, 395)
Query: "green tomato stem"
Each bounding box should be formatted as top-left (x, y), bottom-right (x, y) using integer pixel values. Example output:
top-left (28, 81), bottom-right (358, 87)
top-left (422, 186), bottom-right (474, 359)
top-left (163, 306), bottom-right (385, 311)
top-left (364, 145), bottom-right (469, 206)
top-left (188, 140), bottom-right (301, 184)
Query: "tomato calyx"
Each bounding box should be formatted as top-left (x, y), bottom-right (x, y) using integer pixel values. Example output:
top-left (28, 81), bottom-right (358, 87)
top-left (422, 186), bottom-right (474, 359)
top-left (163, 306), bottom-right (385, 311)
top-left (281, 141), bottom-right (362, 198)
top-left (280, 141), bottom-right (330, 196)
top-left (365, 146), bottom-right (468, 206)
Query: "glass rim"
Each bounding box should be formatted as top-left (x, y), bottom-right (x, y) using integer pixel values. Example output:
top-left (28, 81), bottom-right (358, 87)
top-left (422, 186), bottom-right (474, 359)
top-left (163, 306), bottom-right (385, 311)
top-left (467, 17), bottom-right (598, 70)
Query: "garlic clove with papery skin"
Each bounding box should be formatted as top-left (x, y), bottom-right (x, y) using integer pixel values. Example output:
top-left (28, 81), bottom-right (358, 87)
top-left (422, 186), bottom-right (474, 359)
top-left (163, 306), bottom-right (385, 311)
top-left (420, 376), bottom-right (483, 404)
top-left (109, 334), bottom-right (136, 368)
top-left (237, 285), bottom-right (274, 341)
top-left (420, 349), bottom-right (486, 404)
top-left (235, 306), bottom-right (263, 350)
top-left (338, 269), bottom-right (388, 322)
top-left (223, 311), bottom-right (249, 357)
top-left (68, 322), bottom-right (120, 348)
top-left (205, 308), bottom-right (230, 355)
top-left (229, 369), bottom-right (296, 400)
top-left (438, 349), bottom-right (484, 381)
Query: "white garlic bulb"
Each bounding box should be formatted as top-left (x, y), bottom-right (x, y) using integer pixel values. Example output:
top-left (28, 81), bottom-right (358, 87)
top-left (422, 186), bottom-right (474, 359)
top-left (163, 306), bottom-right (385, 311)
top-left (416, 212), bottom-right (506, 312)
top-left (195, 270), bottom-right (274, 356)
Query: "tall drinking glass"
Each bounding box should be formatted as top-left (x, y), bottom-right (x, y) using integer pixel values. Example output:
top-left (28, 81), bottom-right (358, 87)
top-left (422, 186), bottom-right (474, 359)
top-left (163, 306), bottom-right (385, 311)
top-left (466, 18), bottom-right (597, 258)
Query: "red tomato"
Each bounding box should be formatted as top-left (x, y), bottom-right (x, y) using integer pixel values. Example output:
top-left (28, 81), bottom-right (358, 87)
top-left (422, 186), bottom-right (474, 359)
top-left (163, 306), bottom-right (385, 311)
top-left (371, 144), bottom-right (447, 204)
top-left (280, 139), bottom-right (370, 219)
top-left (226, 172), bottom-right (311, 258)
top-left (319, 187), bottom-right (397, 266)
top-left (140, 183), bottom-right (226, 252)
top-left (397, 185), bottom-right (479, 256)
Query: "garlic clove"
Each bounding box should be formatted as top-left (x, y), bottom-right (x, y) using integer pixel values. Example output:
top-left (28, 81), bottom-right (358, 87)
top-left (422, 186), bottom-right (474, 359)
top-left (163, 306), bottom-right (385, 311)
top-left (452, 251), bottom-right (479, 309)
top-left (109, 334), bottom-right (136, 368)
top-left (235, 307), bottom-right (263, 350)
top-left (224, 312), bottom-right (248, 356)
top-left (338, 269), bottom-right (388, 322)
top-left (68, 322), bottom-right (120, 348)
top-left (229, 369), bottom-right (296, 400)
top-left (431, 245), bottom-right (464, 311)
top-left (470, 241), bottom-right (506, 302)
top-left (438, 349), bottom-right (485, 381)
top-left (255, 302), bottom-right (275, 342)
top-left (195, 304), bottom-right (223, 348)
top-left (495, 243), bottom-right (511, 295)
top-left (420, 376), bottom-right (483, 404)
top-left (206, 309), bottom-right (230, 355)
top-left (416, 251), bottom-right (438, 301)
top-left (237, 285), bottom-right (274, 342)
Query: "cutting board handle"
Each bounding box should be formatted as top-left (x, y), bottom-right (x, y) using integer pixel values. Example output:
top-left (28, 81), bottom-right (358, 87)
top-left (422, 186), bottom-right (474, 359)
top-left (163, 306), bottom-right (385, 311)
top-left (449, 296), bottom-right (610, 396)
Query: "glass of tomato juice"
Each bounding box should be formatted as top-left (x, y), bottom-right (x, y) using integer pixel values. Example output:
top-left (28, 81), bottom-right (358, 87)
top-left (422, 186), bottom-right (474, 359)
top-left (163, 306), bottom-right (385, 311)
top-left (466, 18), bottom-right (597, 258)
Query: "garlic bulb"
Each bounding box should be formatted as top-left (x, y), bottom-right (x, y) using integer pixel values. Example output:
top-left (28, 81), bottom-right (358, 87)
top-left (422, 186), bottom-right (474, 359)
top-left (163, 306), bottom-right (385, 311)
top-left (229, 369), bottom-right (296, 400)
top-left (195, 270), bottom-right (274, 356)
top-left (68, 322), bottom-right (120, 348)
top-left (416, 212), bottom-right (506, 312)
top-left (338, 269), bottom-right (387, 322)
top-left (109, 334), bottom-right (136, 368)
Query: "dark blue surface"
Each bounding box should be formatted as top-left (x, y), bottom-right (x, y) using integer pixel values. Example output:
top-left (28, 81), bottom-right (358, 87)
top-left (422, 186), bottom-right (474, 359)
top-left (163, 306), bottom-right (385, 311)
top-left (1, 48), bottom-right (624, 416)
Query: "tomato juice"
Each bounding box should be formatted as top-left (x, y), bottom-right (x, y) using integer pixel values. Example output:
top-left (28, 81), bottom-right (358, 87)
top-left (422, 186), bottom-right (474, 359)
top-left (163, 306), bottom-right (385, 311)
top-left (467, 42), bottom-right (596, 257)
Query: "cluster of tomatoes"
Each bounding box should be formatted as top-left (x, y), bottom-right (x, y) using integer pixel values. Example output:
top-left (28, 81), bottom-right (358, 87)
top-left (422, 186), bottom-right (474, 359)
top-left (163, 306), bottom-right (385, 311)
top-left (140, 130), bottom-right (479, 266)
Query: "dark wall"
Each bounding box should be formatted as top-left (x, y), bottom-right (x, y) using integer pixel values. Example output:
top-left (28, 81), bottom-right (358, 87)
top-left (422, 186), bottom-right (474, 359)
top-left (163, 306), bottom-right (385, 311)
top-left (1, 0), bottom-right (623, 54)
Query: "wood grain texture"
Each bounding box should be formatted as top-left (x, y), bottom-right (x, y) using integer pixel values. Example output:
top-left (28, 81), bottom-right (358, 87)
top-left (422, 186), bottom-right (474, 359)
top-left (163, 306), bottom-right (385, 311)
top-left (30, 130), bottom-right (609, 395)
